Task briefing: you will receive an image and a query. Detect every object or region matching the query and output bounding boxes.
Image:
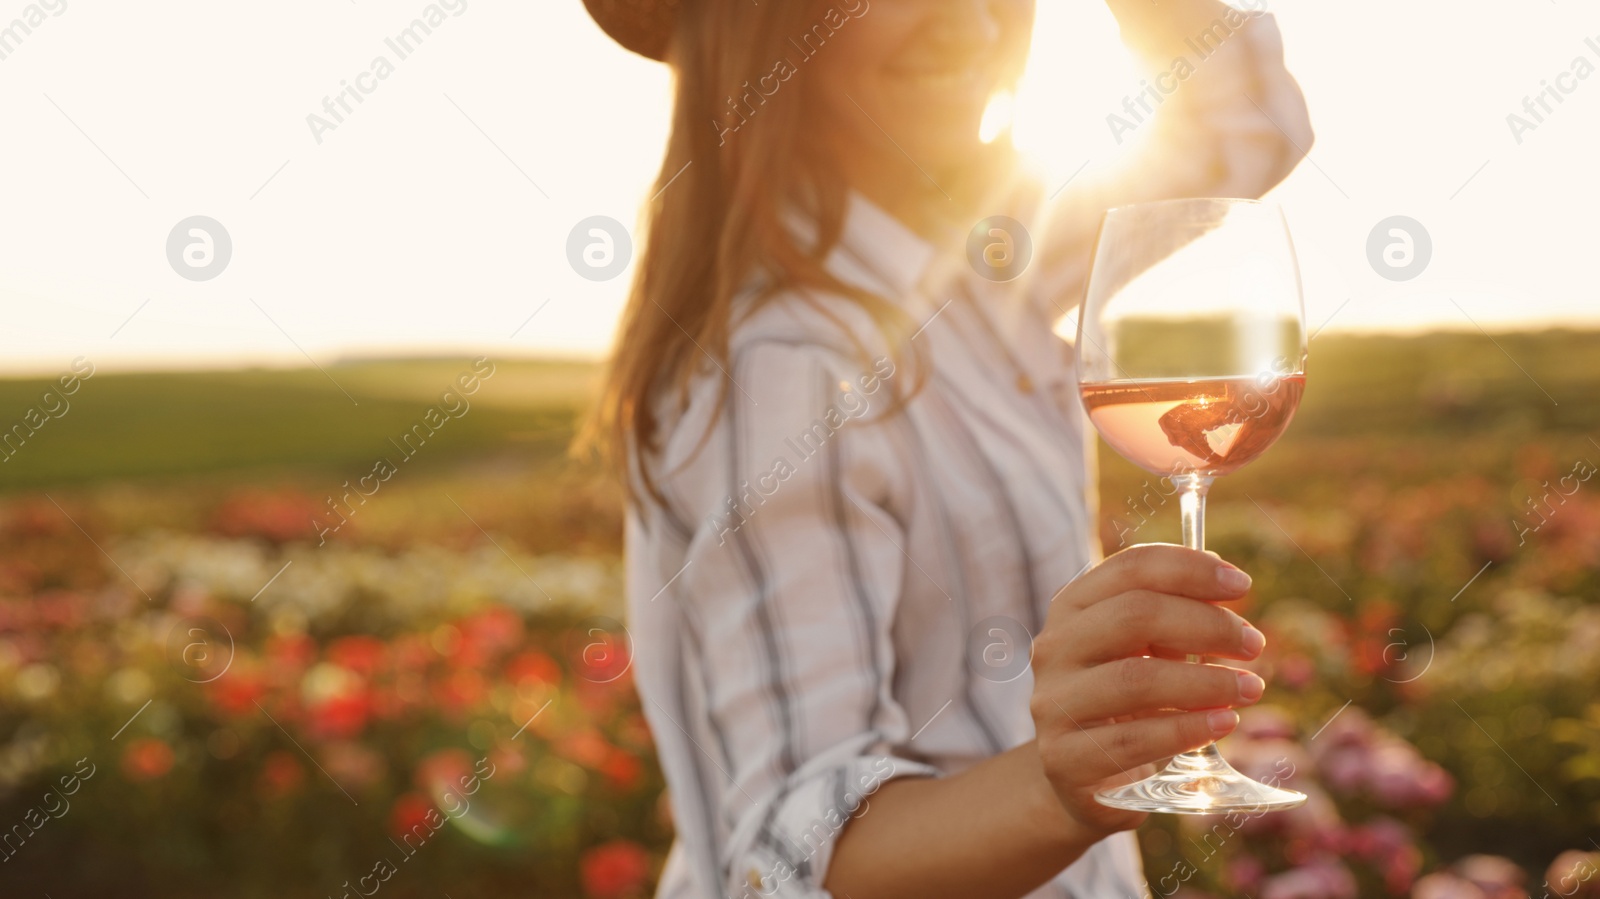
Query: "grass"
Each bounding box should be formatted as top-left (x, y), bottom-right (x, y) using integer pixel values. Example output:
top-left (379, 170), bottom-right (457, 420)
top-left (0, 357), bottom-right (600, 490)
top-left (4, 331), bottom-right (1597, 489)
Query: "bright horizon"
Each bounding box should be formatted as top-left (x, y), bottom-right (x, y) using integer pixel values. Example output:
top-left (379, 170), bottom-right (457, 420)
top-left (2, 0), bottom-right (1597, 377)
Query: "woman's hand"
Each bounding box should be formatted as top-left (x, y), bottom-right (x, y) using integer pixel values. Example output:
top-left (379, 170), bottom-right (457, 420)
top-left (1029, 543), bottom-right (1267, 835)
top-left (1102, 0), bottom-right (1242, 59)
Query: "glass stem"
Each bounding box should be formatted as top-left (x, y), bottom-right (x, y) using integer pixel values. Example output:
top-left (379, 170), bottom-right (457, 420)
top-left (1178, 473), bottom-right (1215, 665)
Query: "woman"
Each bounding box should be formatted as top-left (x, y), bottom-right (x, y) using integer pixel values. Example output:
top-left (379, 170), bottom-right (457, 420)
top-left (580, 1), bottom-right (1312, 897)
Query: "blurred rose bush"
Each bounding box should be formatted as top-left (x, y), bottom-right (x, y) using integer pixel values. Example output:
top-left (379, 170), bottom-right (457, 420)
top-left (0, 490), bottom-right (660, 899)
top-left (3, 419), bottom-right (1599, 897)
top-left (1114, 443), bottom-right (1600, 897)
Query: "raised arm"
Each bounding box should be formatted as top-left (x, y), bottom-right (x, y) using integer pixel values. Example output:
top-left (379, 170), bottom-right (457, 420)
top-left (1093, 0), bottom-right (1312, 206)
top-left (1028, 2), bottom-right (1314, 316)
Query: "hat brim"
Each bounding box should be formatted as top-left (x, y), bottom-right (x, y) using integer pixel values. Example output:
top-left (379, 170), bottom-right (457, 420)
top-left (583, 0), bottom-right (677, 62)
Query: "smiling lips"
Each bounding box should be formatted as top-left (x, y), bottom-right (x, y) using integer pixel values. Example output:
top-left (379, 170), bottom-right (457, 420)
top-left (887, 55), bottom-right (998, 101)
top-left (898, 67), bottom-right (988, 93)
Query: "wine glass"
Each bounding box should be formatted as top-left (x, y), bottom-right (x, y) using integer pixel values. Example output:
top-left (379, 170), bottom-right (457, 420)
top-left (1075, 197), bottom-right (1309, 814)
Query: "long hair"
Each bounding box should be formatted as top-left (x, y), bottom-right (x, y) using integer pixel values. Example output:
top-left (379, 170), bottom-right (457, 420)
top-left (576, 0), bottom-right (927, 508)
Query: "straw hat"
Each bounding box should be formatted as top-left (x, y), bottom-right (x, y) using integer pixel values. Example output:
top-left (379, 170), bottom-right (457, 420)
top-left (582, 0), bottom-right (680, 62)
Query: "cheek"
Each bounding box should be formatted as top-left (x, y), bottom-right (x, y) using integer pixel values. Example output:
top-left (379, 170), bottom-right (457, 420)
top-left (997, 0), bottom-right (1036, 77)
top-left (808, 26), bottom-right (874, 94)
top-left (1002, 0), bottom-right (1036, 34)
top-left (799, 3), bottom-right (1014, 160)
top-left (806, 37), bottom-right (881, 135)
top-left (806, 4), bottom-right (918, 97)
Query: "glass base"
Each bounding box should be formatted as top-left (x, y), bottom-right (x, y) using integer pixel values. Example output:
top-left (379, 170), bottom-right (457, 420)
top-left (1094, 744), bottom-right (1307, 814)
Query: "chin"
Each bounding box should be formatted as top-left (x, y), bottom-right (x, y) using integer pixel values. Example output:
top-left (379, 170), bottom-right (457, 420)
top-left (906, 118), bottom-right (995, 170)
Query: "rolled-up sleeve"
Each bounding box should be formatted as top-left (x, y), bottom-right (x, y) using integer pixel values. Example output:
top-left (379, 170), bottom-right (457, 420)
top-left (661, 339), bottom-right (940, 898)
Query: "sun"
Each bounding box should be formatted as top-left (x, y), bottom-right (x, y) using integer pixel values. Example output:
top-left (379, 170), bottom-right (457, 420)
top-left (982, 1), bottom-right (1150, 186)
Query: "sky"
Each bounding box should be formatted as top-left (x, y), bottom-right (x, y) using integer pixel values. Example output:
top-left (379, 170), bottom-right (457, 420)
top-left (0, 0), bottom-right (1597, 376)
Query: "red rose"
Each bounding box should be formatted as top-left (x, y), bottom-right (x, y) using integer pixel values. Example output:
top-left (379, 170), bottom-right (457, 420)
top-left (306, 692), bottom-right (371, 740)
top-left (431, 668), bottom-right (486, 717)
top-left (600, 749), bottom-right (643, 791)
top-left (121, 738), bottom-right (175, 782)
top-left (35, 589), bottom-right (85, 629)
top-left (457, 607), bottom-right (524, 665)
top-left (209, 489), bottom-right (324, 544)
top-left (258, 750), bottom-right (306, 799)
top-left (506, 650), bottom-right (563, 690)
top-left (415, 748), bottom-right (473, 794)
top-left (389, 792), bottom-right (433, 839)
top-left (391, 634), bottom-right (436, 671)
top-left (208, 670), bottom-right (267, 717)
top-left (558, 728), bottom-right (612, 769)
top-left (327, 635), bottom-right (388, 676)
top-left (266, 633), bottom-right (318, 672)
top-left (581, 840), bottom-right (650, 899)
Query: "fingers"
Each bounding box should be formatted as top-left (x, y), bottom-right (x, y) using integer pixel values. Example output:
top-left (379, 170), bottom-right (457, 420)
top-left (1041, 708), bottom-right (1241, 785)
top-left (1066, 590), bottom-right (1266, 664)
top-left (1057, 544), bottom-right (1250, 610)
top-left (1050, 656), bottom-right (1264, 722)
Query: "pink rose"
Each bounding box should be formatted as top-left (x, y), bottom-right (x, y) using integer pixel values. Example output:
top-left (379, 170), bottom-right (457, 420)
top-left (1261, 859), bottom-right (1357, 899)
top-left (1454, 855), bottom-right (1527, 899)
top-left (1383, 848), bottom-right (1423, 896)
top-left (1349, 816), bottom-right (1412, 861)
top-left (1542, 851), bottom-right (1600, 899)
top-left (1413, 872), bottom-right (1487, 899)
top-left (1225, 855), bottom-right (1266, 894)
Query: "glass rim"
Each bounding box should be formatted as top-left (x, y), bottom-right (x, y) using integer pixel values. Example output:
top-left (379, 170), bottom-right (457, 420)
top-left (1101, 196), bottom-right (1277, 218)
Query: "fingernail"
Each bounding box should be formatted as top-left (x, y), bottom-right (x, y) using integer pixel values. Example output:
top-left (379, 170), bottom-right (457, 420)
top-left (1237, 672), bottom-right (1265, 702)
top-left (1241, 625), bottom-right (1266, 656)
top-left (1217, 567), bottom-right (1252, 592)
top-left (1208, 709), bottom-right (1240, 735)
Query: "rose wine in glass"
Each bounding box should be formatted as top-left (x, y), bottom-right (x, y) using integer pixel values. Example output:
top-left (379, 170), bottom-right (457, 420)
top-left (1077, 198), bottom-right (1309, 814)
top-left (1080, 374), bottom-right (1306, 478)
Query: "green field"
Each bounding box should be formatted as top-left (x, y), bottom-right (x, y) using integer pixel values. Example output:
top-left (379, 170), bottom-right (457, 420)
top-left (0, 357), bottom-right (600, 489)
top-left (2, 331), bottom-right (1595, 492)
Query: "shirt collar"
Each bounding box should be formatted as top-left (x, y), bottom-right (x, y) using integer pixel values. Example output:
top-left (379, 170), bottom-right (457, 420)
top-left (825, 190), bottom-right (941, 301)
top-left (786, 173), bottom-right (1056, 324)
top-left (778, 189), bottom-right (942, 307)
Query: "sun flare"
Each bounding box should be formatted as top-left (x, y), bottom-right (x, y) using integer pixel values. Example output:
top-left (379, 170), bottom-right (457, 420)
top-left (1000, 2), bottom-right (1148, 184)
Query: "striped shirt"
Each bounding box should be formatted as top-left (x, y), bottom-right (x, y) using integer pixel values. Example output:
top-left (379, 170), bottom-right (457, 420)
top-left (625, 14), bottom-right (1310, 899)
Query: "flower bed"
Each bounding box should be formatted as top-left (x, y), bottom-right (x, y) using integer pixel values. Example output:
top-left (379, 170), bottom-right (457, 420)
top-left (1, 425), bottom-right (1597, 897)
top-left (0, 490), bottom-right (660, 898)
